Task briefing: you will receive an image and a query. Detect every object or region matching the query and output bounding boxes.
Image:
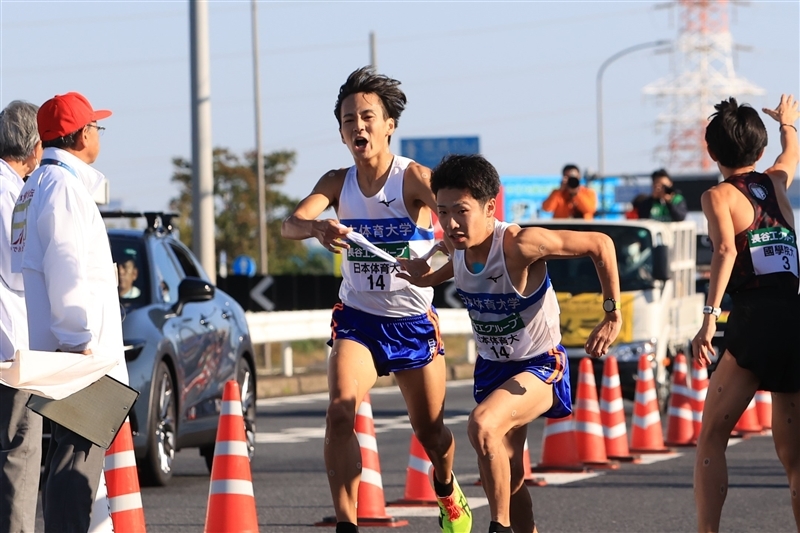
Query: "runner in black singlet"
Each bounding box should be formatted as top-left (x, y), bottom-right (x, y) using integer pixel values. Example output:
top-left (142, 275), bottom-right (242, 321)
top-left (691, 94), bottom-right (800, 532)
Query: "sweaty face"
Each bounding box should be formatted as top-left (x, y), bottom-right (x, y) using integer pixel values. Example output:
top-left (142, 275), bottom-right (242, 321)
top-left (436, 188), bottom-right (494, 249)
top-left (339, 92), bottom-right (394, 159)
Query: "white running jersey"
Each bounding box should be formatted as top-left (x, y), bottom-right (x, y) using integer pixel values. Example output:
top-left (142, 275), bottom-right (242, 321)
top-left (453, 220), bottom-right (562, 361)
top-left (337, 156), bottom-right (435, 317)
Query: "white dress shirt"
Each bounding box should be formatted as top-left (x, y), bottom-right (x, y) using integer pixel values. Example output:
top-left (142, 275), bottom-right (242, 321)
top-left (10, 147), bottom-right (127, 383)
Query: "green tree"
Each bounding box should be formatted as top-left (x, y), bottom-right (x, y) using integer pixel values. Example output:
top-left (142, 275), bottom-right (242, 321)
top-left (170, 148), bottom-right (331, 275)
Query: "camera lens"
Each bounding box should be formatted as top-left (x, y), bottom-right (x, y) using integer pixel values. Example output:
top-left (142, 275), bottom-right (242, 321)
top-left (567, 177), bottom-right (580, 188)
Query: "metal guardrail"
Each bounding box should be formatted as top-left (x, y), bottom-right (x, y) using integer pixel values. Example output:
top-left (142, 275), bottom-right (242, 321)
top-left (245, 308), bottom-right (476, 377)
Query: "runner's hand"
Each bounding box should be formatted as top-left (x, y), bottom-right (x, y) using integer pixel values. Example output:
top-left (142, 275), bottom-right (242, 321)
top-left (313, 219), bottom-right (351, 253)
top-left (763, 94), bottom-right (800, 125)
top-left (396, 258), bottom-right (434, 286)
top-left (584, 315), bottom-right (622, 358)
top-left (691, 322), bottom-right (717, 367)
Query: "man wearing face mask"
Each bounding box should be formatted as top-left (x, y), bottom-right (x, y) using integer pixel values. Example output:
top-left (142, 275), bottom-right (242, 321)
top-left (635, 168), bottom-right (688, 222)
top-left (0, 100), bottom-right (43, 533)
top-left (541, 164), bottom-right (597, 219)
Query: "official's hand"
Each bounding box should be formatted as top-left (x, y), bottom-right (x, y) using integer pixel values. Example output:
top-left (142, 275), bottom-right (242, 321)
top-left (691, 321), bottom-right (717, 367)
top-left (313, 220), bottom-right (351, 253)
top-left (663, 193), bottom-right (675, 202)
top-left (584, 314), bottom-right (622, 358)
top-left (763, 94), bottom-right (800, 126)
top-left (396, 258), bottom-right (434, 286)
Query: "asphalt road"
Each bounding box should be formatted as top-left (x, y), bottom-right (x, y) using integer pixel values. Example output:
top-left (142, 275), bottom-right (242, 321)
top-left (37, 380), bottom-right (796, 532)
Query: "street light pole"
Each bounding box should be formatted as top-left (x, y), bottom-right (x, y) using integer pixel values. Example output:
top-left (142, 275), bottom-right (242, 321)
top-left (596, 40), bottom-right (670, 177)
top-left (252, 0), bottom-right (267, 275)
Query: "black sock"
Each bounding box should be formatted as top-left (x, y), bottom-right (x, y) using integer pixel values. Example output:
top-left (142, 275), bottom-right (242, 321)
top-left (335, 522), bottom-right (358, 533)
top-left (433, 471), bottom-right (454, 498)
top-left (488, 521), bottom-right (512, 533)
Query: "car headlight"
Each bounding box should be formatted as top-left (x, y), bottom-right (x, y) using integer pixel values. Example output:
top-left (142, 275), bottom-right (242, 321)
top-left (606, 340), bottom-right (656, 363)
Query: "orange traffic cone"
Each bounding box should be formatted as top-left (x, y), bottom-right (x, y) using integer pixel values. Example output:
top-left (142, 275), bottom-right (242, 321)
top-left (104, 419), bottom-right (146, 532)
top-left (317, 393), bottom-right (408, 527)
top-left (755, 391), bottom-right (772, 430)
top-left (690, 359), bottom-right (709, 443)
top-left (387, 433), bottom-right (437, 506)
top-left (630, 355), bottom-right (671, 453)
top-left (521, 439), bottom-right (547, 486)
top-left (204, 381), bottom-right (259, 533)
top-left (574, 358), bottom-right (618, 469)
top-left (599, 357), bottom-right (638, 462)
top-left (89, 470), bottom-right (114, 532)
top-left (532, 415), bottom-right (588, 472)
top-left (665, 354), bottom-right (695, 446)
top-left (731, 396), bottom-right (762, 437)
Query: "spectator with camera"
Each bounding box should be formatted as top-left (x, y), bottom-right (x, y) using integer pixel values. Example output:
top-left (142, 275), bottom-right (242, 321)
top-left (541, 164), bottom-right (597, 219)
top-left (635, 168), bottom-right (688, 221)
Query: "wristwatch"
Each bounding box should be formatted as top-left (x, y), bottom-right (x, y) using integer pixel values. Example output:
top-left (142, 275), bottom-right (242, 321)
top-left (702, 306), bottom-right (722, 319)
top-left (602, 298), bottom-right (620, 313)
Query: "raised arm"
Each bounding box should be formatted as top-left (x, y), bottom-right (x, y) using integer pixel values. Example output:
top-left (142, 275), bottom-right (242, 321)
top-left (281, 169), bottom-right (351, 253)
top-left (762, 94), bottom-right (800, 188)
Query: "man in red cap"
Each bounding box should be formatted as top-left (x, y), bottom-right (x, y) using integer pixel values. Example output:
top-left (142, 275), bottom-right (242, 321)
top-left (10, 92), bottom-right (129, 532)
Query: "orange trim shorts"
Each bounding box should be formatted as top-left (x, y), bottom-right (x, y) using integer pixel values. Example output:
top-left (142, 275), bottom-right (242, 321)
top-left (473, 345), bottom-right (572, 418)
top-left (328, 303), bottom-right (444, 377)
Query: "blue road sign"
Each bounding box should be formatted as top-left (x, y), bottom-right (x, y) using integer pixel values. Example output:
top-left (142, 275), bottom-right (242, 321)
top-left (232, 255), bottom-right (257, 277)
top-left (400, 136), bottom-right (480, 170)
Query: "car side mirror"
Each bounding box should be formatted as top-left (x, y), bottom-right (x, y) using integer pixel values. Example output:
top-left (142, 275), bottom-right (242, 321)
top-left (652, 244), bottom-right (671, 281)
top-left (172, 277), bottom-right (215, 315)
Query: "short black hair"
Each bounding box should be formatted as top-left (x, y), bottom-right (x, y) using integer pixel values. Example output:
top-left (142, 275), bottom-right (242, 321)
top-left (41, 128), bottom-right (82, 150)
top-left (431, 154), bottom-right (500, 204)
top-left (334, 66), bottom-right (407, 132)
top-left (562, 164), bottom-right (580, 176)
top-left (705, 97), bottom-right (767, 168)
top-left (651, 168), bottom-right (670, 181)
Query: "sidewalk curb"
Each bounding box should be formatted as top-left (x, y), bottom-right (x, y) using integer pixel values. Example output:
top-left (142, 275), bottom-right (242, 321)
top-left (256, 362), bottom-right (474, 399)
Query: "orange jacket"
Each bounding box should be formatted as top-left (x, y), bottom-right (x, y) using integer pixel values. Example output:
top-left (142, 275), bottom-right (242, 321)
top-left (541, 187), bottom-right (597, 219)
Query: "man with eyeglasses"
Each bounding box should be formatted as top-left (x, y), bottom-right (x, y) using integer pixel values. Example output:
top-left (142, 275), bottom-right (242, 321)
top-left (10, 92), bottom-right (128, 532)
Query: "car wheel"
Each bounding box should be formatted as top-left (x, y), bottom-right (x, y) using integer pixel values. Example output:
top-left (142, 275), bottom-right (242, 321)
top-left (201, 357), bottom-right (256, 473)
top-left (139, 360), bottom-right (177, 486)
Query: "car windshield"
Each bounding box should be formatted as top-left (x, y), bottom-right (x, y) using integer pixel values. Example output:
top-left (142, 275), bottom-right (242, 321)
top-left (530, 224), bottom-right (655, 294)
top-left (110, 236), bottom-right (151, 310)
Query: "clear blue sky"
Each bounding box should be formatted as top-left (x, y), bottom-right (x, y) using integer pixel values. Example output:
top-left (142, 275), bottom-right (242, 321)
top-left (2, 1), bottom-right (798, 213)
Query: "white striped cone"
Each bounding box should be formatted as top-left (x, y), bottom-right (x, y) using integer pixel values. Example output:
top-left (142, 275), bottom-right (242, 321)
top-left (690, 359), bottom-right (709, 442)
top-left (630, 355), bottom-right (669, 453)
top-left (387, 433), bottom-right (437, 506)
top-left (521, 438), bottom-right (546, 486)
top-left (665, 354), bottom-right (695, 446)
top-left (600, 357), bottom-right (637, 461)
top-left (755, 391), bottom-right (772, 430)
top-left (204, 381), bottom-right (258, 533)
top-left (532, 415), bottom-right (586, 472)
top-left (104, 420), bottom-right (146, 532)
top-left (574, 358), bottom-right (616, 467)
top-left (352, 393), bottom-right (407, 526)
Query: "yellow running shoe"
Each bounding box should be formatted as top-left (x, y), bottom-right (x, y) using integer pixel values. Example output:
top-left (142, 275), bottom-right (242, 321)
top-left (434, 472), bottom-right (472, 533)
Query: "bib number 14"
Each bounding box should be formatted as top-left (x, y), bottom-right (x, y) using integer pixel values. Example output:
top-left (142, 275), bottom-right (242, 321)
top-left (367, 274), bottom-right (385, 291)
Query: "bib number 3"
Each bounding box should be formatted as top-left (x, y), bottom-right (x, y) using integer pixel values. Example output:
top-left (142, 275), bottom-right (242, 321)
top-left (748, 227), bottom-right (799, 278)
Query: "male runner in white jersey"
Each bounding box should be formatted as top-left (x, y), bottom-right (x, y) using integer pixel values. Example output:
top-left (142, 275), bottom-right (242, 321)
top-left (281, 67), bottom-right (471, 533)
top-left (399, 154), bottom-right (622, 533)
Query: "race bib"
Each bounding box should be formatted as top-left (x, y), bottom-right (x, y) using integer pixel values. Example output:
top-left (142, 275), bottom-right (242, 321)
top-left (472, 312), bottom-right (532, 361)
top-left (748, 227), bottom-right (799, 278)
top-left (346, 242), bottom-right (409, 291)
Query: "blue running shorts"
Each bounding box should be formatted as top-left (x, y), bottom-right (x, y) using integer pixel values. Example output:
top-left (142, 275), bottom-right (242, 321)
top-left (473, 345), bottom-right (572, 418)
top-left (327, 303), bottom-right (445, 377)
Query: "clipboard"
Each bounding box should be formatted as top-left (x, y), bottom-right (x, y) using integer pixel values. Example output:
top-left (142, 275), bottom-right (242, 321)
top-left (26, 375), bottom-right (139, 449)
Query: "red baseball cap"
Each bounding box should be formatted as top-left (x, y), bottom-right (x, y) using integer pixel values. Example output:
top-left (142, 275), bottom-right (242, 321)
top-left (37, 92), bottom-right (112, 142)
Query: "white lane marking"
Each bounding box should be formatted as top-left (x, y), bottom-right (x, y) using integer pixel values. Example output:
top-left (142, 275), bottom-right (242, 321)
top-left (390, 496), bottom-right (489, 517)
top-left (255, 379), bottom-right (473, 408)
top-left (635, 452), bottom-right (683, 464)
